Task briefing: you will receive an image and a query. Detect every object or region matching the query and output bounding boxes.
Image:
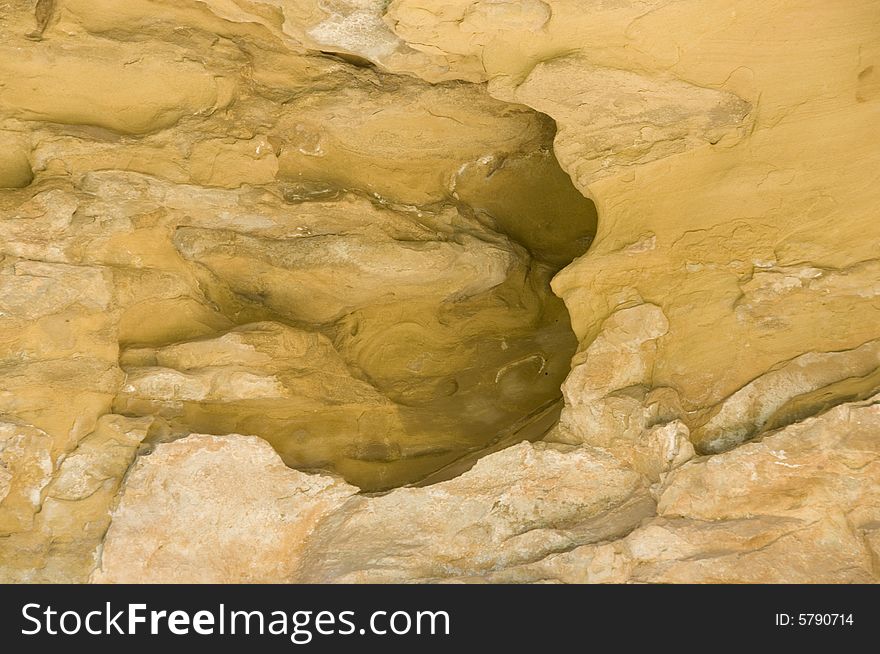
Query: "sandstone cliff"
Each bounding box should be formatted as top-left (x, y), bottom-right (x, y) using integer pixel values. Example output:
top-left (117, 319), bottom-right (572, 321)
top-left (0, 0), bottom-right (878, 583)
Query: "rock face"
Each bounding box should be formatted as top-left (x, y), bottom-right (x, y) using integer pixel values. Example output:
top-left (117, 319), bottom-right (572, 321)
top-left (91, 434), bottom-right (358, 584)
top-left (1, 1), bottom-right (878, 584)
top-left (481, 397), bottom-right (880, 583)
top-left (93, 394), bottom-right (880, 584)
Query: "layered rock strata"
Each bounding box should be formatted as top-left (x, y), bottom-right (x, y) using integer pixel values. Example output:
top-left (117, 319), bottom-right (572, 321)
top-left (1, 1), bottom-right (878, 583)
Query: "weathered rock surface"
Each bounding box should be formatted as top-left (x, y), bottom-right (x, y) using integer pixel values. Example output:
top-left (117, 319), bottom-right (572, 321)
top-left (0, 415), bottom-right (152, 582)
top-left (0, 0), bottom-right (878, 584)
top-left (91, 434), bottom-right (358, 583)
top-left (477, 396), bottom-right (880, 583)
top-left (94, 435), bottom-right (653, 583)
top-left (94, 392), bottom-right (880, 583)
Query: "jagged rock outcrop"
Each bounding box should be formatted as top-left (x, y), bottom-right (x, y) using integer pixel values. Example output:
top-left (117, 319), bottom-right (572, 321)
top-left (91, 434), bottom-right (358, 584)
top-left (93, 391), bottom-right (880, 583)
top-left (1, 0), bottom-right (878, 583)
top-left (477, 395), bottom-right (880, 583)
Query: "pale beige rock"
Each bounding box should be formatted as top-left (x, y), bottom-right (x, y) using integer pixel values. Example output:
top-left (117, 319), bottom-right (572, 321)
top-left (94, 393), bottom-right (880, 584)
top-left (548, 303), bottom-right (691, 480)
top-left (92, 434), bottom-right (358, 584)
top-left (94, 435), bottom-right (652, 583)
top-left (659, 398), bottom-right (880, 526)
top-left (561, 304), bottom-right (669, 406)
top-left (471, 395), bottom-right (880, 583)
top-left (299, 440), bottom-right (654, 582)
top-left (629, 420), bottom-right (695, 485)
top-left (518, 515), bottom-right (877, 584)
top-left (0, 260), bottom-right (111, 320)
